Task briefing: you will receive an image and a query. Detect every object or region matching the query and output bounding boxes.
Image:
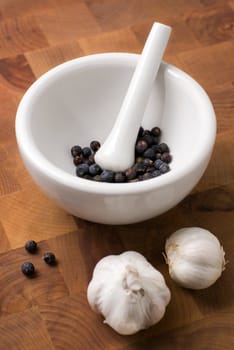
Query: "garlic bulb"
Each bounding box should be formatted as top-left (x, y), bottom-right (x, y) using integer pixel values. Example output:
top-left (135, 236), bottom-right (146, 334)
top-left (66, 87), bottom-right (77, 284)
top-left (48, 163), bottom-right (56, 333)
top-left (87, 251), bottom-right (171, 335)
top-left (164, 227), bottom-right (226, 290)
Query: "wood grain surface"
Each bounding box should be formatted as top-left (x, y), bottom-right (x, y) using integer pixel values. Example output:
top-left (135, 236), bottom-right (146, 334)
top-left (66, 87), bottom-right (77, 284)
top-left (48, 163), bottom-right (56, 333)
top-left (0, 0), bottom-right (234, 349)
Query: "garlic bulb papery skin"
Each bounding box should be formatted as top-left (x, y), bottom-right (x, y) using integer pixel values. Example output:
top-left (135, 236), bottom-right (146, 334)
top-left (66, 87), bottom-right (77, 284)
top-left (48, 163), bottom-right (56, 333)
top-left (87, 251), bottom-right (171, 335)
top-left (165, 227), bottom-right (226, 290)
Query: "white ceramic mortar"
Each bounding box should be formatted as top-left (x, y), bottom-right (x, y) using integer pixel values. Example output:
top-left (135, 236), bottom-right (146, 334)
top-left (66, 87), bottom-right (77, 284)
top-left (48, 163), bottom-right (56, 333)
top-left (15, 53), bottom-right (216, 224)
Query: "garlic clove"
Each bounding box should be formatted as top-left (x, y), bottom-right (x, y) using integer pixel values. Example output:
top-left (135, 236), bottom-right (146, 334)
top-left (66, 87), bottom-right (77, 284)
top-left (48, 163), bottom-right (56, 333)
top-left (87, 251), bottom-right (171, 335)
top-left (164, 227), bottom-right (226, 290)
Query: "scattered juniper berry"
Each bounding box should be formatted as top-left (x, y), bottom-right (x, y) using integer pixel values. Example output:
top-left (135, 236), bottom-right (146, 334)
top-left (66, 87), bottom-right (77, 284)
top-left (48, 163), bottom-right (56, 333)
top-left (43, 252), bottom-right (57, 265)
top-left (21, 262), bottom-right (35, 277)
top-left (25, 240), bottom-right (38, 254)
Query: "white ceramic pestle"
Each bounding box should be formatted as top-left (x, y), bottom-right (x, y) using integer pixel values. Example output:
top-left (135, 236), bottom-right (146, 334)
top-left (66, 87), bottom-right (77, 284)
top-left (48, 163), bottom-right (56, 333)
top-left (94, 22), bottom-right (172, 172)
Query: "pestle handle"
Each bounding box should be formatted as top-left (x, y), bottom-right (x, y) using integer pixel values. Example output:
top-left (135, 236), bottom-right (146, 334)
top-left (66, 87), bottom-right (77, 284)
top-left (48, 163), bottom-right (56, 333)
top-left (95, 22), bottom-right (172, 172)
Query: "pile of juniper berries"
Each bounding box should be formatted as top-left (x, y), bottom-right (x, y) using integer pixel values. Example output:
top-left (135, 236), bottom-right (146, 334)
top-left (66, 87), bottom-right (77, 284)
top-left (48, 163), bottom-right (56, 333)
top-left (71, 126), bottom-right (172, 183)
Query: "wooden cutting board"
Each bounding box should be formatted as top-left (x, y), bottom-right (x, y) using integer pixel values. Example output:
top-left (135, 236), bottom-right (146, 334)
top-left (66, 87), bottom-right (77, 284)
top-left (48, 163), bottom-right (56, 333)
top-left (0, 0), bottom-right (234, 349)
top-left (1, 192), bottom-right (234, 349)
